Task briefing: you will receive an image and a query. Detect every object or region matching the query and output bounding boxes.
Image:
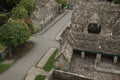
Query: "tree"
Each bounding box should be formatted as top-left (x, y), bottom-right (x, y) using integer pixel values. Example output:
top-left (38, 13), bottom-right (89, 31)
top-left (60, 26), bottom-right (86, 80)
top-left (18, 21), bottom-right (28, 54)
top-left (19, 0), bottom-right (36, 15)
top-left (0, 20), bottom-right (30, 48)
top-left (11, 6), bottom-right (28, 19)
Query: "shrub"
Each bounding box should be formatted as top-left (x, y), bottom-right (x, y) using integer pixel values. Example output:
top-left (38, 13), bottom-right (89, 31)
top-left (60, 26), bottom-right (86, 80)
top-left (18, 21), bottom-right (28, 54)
top-left (24, 18), bottom-right (35, 34)
top-left (17, 19), bottom-right (35, 34)
top-left (0, 20), bottom-right (30, 48)
top-left (19, 0), bottom-right (36, 15)
top-left (11, 6), bottom-right (28, 19)
top-left (0, 13), bottom-right (9, 26)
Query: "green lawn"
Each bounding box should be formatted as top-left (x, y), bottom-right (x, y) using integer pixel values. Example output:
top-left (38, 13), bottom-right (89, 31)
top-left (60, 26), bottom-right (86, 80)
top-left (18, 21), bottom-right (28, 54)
top-left (35, 75), bottom-right (46, 80)
top-left (43, 49), bottom-right (58, 71)
top-left (0, 63), bottom-right (13, 73)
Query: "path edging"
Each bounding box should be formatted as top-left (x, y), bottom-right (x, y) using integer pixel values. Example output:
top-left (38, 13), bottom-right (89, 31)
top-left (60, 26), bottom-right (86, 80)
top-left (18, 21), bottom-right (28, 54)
top-left (25, 48), bottom-right (57, 80)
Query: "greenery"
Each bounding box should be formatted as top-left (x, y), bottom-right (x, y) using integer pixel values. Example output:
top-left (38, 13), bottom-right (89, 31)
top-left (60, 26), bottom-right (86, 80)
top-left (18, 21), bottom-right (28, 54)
top-left (0, 20), bottom-right (30, 48)
top-left (56, 0), bottom-right (67, 9)
top-left (35, 75), bottom-right (46, 80)
top-left (19, 0), bottom-right (36, 15)
top-left (0, 63), bottom-right (13, 73)
top-left (11, 6), bottom-right (28, 19)
top-left (43, 49), bottom-right (58, 71)
top-left (24, 18), bottom-right (35, 34)
top-left (0, 43), bottom-right (5, 50)
top-left (0, 13), bottom-right (9, 25)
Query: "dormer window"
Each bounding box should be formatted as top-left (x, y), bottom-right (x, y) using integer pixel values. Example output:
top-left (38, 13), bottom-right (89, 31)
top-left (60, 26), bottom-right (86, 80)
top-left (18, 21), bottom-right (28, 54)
top-left (88, 23), bottom-right (101, 34)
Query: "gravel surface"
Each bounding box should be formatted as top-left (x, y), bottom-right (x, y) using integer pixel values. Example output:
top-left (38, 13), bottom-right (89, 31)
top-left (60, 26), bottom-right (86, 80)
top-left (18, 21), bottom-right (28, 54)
top-left (70, 53), bottom-right (120, 80)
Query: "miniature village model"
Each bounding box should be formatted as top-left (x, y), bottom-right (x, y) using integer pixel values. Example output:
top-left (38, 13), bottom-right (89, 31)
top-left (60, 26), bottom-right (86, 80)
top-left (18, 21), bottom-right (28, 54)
top-left (51, 0), bottom-right (120, 80)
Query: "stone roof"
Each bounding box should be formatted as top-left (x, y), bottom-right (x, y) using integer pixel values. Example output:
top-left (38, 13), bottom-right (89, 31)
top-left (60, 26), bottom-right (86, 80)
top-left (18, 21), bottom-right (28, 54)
top-left (56, 1), bottom-right (120, 77)
top-left (61, 1), bottom-right (120, 55)
top-left (72, 2), bottom-right (120, 26)
top-left (89, 13), bottom-right (100, 23)
top-left (70, 31), bottom-right (120, 54)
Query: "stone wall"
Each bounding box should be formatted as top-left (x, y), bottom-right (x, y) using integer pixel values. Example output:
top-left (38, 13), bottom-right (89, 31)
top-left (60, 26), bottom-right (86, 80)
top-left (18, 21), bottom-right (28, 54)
top-left (46, 70), bottom-right (93, 80)
top-left (30, 0), bottom-right (58, 31)
top-left (54, 41), bottom-right (73, 71)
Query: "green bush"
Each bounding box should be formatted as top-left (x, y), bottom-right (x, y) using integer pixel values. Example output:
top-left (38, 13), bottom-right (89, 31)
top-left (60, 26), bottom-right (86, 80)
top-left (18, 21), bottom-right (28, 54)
top-left (25, 18), bottom-right (35, 34)
top-left (0, 13), bottom-right (9, 25)
top-left (19, 0), bottom-right (36, 15)
top-left (11, 6), bottom-right (28, 19)
top-left (0, 20), bottom-right (30, 48)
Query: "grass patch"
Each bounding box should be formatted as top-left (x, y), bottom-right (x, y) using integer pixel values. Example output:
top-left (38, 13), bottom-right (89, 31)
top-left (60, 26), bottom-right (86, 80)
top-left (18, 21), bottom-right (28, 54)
top-left (0, 63), bottom-right (13, 73)
top-left (35, 75), bottom-right (46, 80)
top-left (43, 48), bottom-right (58, 71)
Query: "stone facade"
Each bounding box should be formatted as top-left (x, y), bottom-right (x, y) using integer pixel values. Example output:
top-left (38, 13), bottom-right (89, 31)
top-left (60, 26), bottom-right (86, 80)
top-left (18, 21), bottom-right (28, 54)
top-left (45, 70), bottom-right (93, 80)
top-left (69, 1), bottom-right (120, 54)
top-left (30, 0), bottom-right (58, 31)
top-left (54, 0), bottom-right (120, 79)
top-left (54, 41), bottom-right (73, 71)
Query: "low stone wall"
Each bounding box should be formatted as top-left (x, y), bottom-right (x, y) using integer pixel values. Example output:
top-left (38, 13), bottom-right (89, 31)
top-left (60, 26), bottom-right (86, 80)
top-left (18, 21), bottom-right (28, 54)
top-left (54, 41), bottom-right (73, 71)
top-left (46, 70), bottom-right (93, 80)
top-left (94, 67), bottom-right (120, 75)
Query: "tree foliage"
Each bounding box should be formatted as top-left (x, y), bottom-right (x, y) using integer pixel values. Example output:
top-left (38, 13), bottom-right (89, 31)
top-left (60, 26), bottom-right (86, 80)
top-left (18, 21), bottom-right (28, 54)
top-left (0, 20), bottom-right (30, 48)
top-left (11, 6), bottom-right (28, 19)
top-left (19, 0), bottom-right (36, 15)
top-left (0, 13), bottom-right (9, 26)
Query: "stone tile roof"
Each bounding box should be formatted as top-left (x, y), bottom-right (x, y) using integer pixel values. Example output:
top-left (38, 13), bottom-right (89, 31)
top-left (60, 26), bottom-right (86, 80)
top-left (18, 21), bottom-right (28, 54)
top-left (72, 2), bottom-right (120, 26)
top-left (62, 1), bottom-right (120, 55)
top-left (70, 31), bottom-right (120, 54)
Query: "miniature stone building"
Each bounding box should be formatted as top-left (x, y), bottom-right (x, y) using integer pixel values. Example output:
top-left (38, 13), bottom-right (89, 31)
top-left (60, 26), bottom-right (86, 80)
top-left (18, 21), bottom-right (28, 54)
top-left (30, 0), bottom-right (58, 31)
top-left (54, 0), bottom-right (120, 79)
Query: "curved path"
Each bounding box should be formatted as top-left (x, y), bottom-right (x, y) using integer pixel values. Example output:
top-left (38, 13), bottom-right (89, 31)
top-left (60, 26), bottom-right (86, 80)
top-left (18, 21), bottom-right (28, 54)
top-left (0, 10), bottom-right (72, 80)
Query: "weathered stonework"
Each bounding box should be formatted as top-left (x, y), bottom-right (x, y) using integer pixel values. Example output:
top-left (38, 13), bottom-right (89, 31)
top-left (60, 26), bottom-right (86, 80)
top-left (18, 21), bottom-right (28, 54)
top-left (30, 0), bottom-right (58, 31)
top-left (54, 0), bottom-right (120, 80)
top-left (54, 41), bottom-right (73, 71)
top-left (68, 1), bottom-right (120, 55)
top-left (46, 70), bottom-right (93, 80)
